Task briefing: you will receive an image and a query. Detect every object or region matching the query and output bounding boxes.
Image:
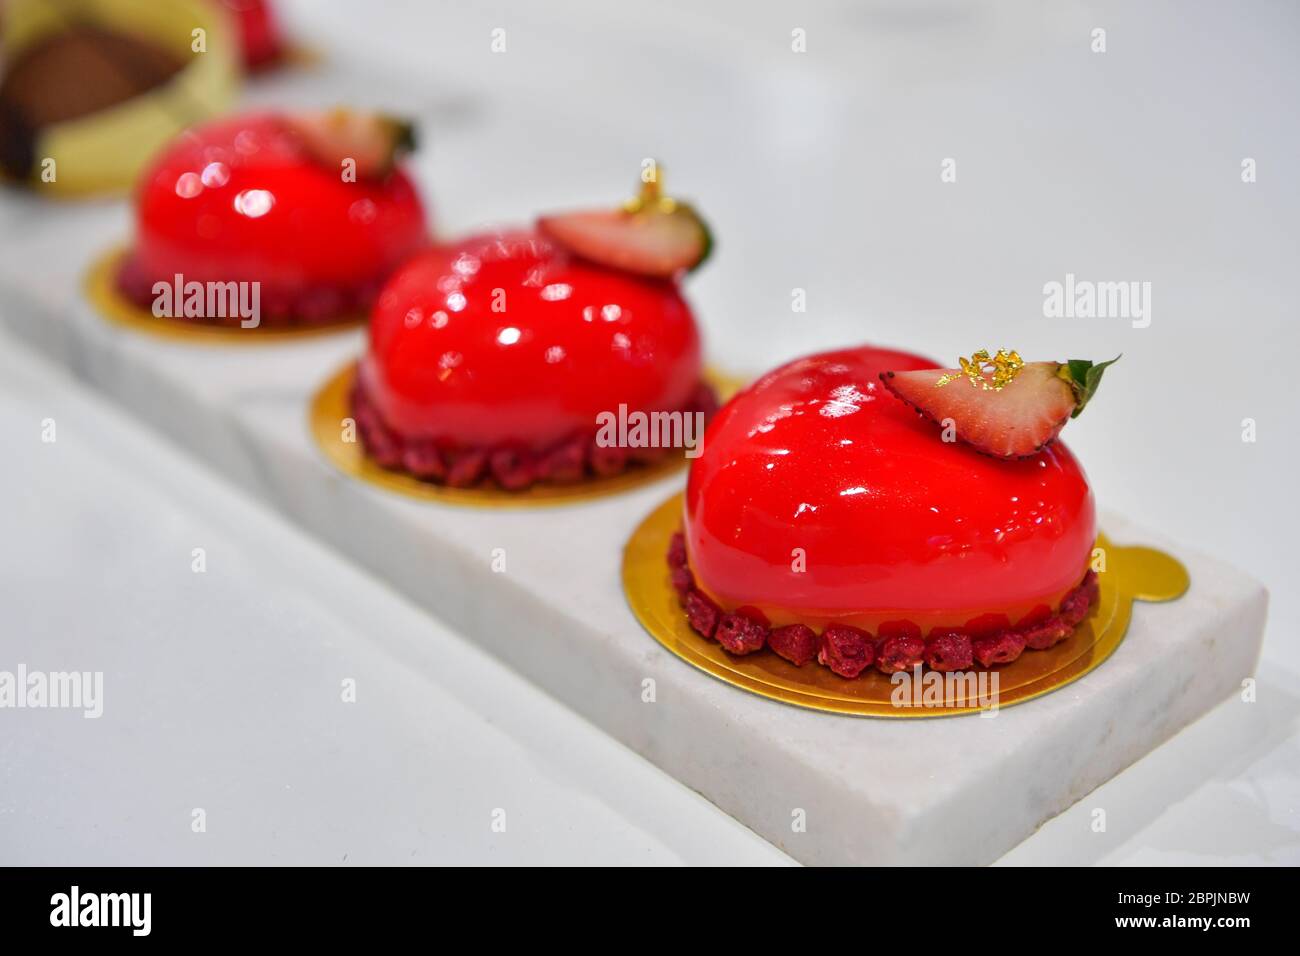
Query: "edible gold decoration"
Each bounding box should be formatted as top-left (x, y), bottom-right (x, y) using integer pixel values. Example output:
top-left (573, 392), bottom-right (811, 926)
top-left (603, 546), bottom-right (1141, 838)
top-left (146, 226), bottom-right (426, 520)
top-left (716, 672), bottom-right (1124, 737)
top-left (936, 348), bottom-right (1024, 390)
top-left (623, 493), bottom-right (1189, 718)
top-left (623, 163), bottom-right (678, 214)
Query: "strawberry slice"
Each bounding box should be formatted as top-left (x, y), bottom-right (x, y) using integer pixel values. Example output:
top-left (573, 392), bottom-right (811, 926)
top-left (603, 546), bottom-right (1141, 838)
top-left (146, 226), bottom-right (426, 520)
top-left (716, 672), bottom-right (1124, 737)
top-left (284, 109), bottom-right (415, 179)
top-left (879, 350), bottom-right (1118, 459)
top-left (538, 172), bottom-right (712, 278)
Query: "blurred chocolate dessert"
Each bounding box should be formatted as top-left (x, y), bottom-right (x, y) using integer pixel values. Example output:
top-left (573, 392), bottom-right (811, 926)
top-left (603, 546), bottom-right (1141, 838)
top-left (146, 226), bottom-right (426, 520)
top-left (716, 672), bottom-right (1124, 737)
top-left (0, 24), bottom-right (184, 179)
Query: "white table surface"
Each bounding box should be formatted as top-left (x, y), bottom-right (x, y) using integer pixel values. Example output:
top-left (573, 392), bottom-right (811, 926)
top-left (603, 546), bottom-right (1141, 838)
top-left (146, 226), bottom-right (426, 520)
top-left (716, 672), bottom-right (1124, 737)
top-left (2, 0), bottom-right (1297, 865)
top-left (0, 334), bottom-right (790, 865)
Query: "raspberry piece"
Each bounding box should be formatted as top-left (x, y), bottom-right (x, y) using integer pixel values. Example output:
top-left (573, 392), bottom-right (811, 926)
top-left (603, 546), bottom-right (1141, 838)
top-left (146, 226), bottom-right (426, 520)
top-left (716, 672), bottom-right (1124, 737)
top-left (687, 382), bottom-right (720, 418)
top-left (261, 290), bottom-right (294, 325)
top-left (116, 256), bottom-right (153, 307)
top-left (875, 633), bottom-right (925, 673)
top-left (768, 624), bottom-right (819, 667)
top-left (296, 285), bottom-right (343, 324)
top-left (359, 417), bottom-right (402, 469)
top-left (489, 446), bottom-right (536, 491)
top-left (715, 613), bottom-right (768, 655)
top-left (1078, 568), bottom-right (1100, 599)
top-left (350, 278), bottom-right (383, 316)
top-left (628, 444), bottom-right (670, 465)
top-left (351, 390), bottom-right (405, 468)
top-left (366, 436), bottom-right (402, 469)
top-left (925, 631), bottom-right (974, 671)
top-left (537, 436), bottom-right (586, 484)
top-left (446, 448), bottom-right (488, 487)
top-left (818, 625), bottom-right (874, 679)
top-left (667, 532), bottom-right (694, 601)
top-left (402, 439), bottom-right (446, 480)
top-left (685, 590), bottom-right (721, 639)
top-left (589, 442), bottom-right (629, 477)
top-left (666, 532), bottom-right (688, 568)
top-left (1059, 571), bottom-right (1099, 626)
top-left (972, 630), bottom-right (1026, 667)
top-left (670, 564), bottom-right (694, 603)
top-left (1023, 616), bottom-right (1070, 650)
top-left (348, 378), bottom-right (368, 409)
top-left (352, 404), bottom-right (379, 435)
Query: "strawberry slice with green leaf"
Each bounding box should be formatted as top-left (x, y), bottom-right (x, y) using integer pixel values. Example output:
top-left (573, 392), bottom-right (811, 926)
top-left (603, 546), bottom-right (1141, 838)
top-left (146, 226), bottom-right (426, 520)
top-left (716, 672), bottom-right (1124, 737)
top-left (538, 170), bottom-right (712, 279)
top-left (880, 350), bottom-right (1119, 459)
top-left (285, 108), bottom-right (415, 179)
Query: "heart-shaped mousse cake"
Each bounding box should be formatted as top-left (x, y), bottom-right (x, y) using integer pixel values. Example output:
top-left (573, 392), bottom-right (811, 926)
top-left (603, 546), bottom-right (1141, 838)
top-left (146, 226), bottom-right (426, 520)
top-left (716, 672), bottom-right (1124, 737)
top-left (352, 229), bottom-right (715, 490)
top-left (116, 110), bottom-right (428, 327)
top-left (673, 345), bottom-right (1101, 676)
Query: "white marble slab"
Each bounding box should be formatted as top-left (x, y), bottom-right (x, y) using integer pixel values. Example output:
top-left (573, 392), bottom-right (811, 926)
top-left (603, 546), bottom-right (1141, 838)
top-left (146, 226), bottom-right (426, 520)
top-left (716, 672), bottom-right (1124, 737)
top-left (0, 225), bottom-right (1268, 865)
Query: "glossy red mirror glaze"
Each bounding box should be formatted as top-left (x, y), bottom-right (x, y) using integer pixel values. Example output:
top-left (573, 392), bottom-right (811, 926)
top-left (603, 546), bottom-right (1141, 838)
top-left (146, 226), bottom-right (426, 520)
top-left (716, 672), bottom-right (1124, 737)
top-left (683, 345), bottom-right (1096, 634)
top-left (357, 231), bottom-right (703, 449)
top-left (126, 113), bottom-right (426, 310)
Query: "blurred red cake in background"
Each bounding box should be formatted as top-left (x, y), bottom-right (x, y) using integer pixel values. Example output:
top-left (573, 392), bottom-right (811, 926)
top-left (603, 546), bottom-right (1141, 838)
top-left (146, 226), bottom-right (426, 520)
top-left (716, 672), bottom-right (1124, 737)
top-left (213, 0), bottom-right (285, 72)
top-left (116, 109), bottom-right (428, 327)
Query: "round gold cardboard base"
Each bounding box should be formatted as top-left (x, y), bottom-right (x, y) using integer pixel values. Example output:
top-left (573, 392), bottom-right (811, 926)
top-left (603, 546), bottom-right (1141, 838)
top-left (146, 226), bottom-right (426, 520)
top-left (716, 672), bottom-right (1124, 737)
top-left (310, 364), bottom-right (745, 509)
top-left (85, 247), bottom-right (366, 344)
top-left (623, 493), bottom-right (1190, 717)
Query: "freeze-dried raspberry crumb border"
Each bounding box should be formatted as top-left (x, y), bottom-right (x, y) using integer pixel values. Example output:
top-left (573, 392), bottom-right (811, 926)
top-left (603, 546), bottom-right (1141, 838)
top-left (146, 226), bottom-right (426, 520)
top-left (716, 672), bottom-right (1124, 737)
top-left (351, 377), bottom-right (719, 491)
top-left (116, 254), bottom-right (384, 329)
top-left (667, 531), bottom-right (1100, 677)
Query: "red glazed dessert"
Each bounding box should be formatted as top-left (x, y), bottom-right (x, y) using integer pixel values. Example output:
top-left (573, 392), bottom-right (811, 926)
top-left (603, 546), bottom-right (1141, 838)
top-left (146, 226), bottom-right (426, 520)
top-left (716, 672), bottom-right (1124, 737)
top-left (117, 110), bottom-right (427, 328)
top-left (671, 344), bottom-right (1108, 677)
top-left (214, 0), bottom-right (286, 72)
top-left (352, 175), bottom-right (717, 490)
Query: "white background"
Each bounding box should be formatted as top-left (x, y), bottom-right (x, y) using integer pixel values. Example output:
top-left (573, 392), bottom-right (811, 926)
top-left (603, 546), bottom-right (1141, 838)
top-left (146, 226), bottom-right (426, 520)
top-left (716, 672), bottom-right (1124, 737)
top-left (1, 0), bottom-right (1297, 864)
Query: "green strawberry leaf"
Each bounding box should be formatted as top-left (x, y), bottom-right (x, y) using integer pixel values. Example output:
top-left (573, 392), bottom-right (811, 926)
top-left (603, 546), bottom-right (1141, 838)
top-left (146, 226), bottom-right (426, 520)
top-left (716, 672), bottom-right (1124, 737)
top-left (1066, 355), bottom-right (1120, 418)
top-left (391, 118), bottom-right (417, 155)
top-left (685, 204), bottom-right (714, 272)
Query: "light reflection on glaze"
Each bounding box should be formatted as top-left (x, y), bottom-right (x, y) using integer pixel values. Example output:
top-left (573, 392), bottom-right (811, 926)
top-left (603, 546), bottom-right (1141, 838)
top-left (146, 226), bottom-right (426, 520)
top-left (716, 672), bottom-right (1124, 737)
top-left (684, 345), bottom-right (1096, 631)
top-left (200, 162), bottom-right (230, 188)
top-left (174, 172), bottom-right (203, 198)
top-left (232, 188), bottom-right (274, 218)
